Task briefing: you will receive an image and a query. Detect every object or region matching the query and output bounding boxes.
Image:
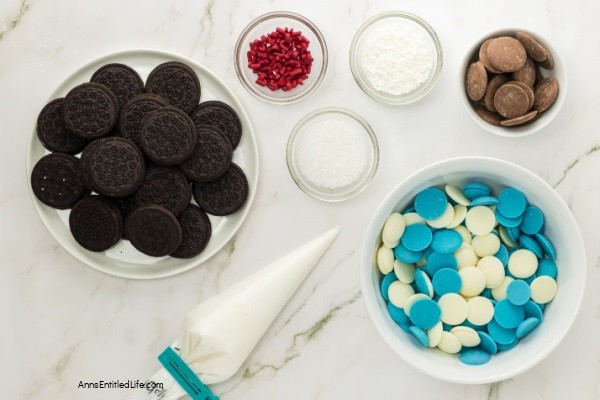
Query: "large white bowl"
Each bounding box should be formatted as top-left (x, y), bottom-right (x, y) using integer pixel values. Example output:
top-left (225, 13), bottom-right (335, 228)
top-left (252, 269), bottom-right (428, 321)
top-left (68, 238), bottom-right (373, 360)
top-left (459, 29), bottom-right (566, 138)
top-left (360, 157), bottom-right (585, 384)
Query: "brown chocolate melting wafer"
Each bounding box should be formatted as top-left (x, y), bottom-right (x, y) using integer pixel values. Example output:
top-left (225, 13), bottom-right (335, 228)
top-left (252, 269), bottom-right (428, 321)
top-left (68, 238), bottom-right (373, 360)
top-left (466, 61), bottom-right (488, 101)
top-left (493, 83), bottom-right (530, 119)
top-left (500, 110), bottom-right (538, 127)
top-left (487, 37), bottom-right (527, 72)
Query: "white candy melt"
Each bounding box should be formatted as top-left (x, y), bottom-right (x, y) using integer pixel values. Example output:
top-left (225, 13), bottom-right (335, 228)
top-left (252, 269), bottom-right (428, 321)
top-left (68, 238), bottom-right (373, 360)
top-left (499, 226), bottom-right (517, 248)
top-left (465, 206), bottom-right (496, 236)
top-left (530, 276), bottom-right (558, 304)
top-left (388, 281), bottom-right (415, 308)
top-left (455, 247), bottom-right (479, 269)
top-left (467, 296), bottom-right (494, 325)
top-left (472, 233), bottom-right (501, 257)
top-left (508, 249), bottom-right (538, 278)
top-left (426, 202), bottom-right (455, 229)
top-left (403, 212), bottom-right (426, 226)
top-left (382, 213), bottom-right (405, 248)
top-left (437, 331), bottom-right (462, 354)
top-left (454, 225), bottom-right (472, 244)
top-left (458, 266), bottom-right (486, 297)
top-left (451, 326), bottom-right (481, 347)
top-left (377, 245), bottom-right (394, 274)
top-left (477, 256), bottom-right (505, 288)
top-left (445, 185), bottom-right (471, 206)
top-left (491, 276), bottom-right (514, 301)
top-left (394, 260), bottom-right (415, 283)
top-left (427, 321), bottom-right (443, 348)
top-left (438, 293), bottom-right (468, 325)
top-left (446, 204), bottom-right (468, 229)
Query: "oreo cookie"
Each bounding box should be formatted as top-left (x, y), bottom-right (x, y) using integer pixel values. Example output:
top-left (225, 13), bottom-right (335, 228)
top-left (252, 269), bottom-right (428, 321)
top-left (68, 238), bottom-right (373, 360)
top-left (192, 164), bottom-right (248, 216)
top-left (62, 82), bottom-right (119, 140)
top-left (31, 153), bottom-right (86, 209)
top-left (125, 205), bottom-right (182, 257)
top-left (69, 195), bottom-right (123, 252)
top-left (171, 204), bottom-right (212, 259)
top-left (81, 137), bottom-right (145, 197)
top-left (36, 98), bottom-right (87, 154)
top-left (118, 94), bottom-right (168, 146)
top-left (134, 166), bottom-right (191, 216)
top-left (145, 62), bottom-right (201, 113)
top-left (190, 101), bottom-right (242, 148)
top-left (179, 126), bottom-right (232, 182)
top-left (139, 107), bottom-right (197, 166)
top-left (105, 195), bottom-right (137, 239)
top-left (90, 63), bottom-right (144, 108)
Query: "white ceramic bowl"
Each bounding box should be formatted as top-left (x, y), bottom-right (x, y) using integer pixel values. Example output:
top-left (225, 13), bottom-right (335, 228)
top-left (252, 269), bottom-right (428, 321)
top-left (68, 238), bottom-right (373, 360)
top-left (459, 29), bottom-right (566, 138)
top-left (360, 157), bottom-right (585, 384)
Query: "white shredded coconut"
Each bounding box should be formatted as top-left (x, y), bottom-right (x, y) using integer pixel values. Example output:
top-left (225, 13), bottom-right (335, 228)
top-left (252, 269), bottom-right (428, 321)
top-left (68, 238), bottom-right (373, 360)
top-left (295, 119), bottom-right (369, 189)
top-left (361, 23), bottom-right (435, 95)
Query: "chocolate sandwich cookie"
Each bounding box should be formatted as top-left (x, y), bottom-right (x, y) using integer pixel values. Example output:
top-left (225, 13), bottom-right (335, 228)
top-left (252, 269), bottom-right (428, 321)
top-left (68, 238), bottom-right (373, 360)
top-left (118, 94), bottom-right (168, 146)
top-left (36, 98), bottom-right (87, 154)
top-left (134, 166), bottom-right (191, 216)
top-left (69, 195), bottom-right (123, 252)
top-left (105, 195), bottom-right (137, 239)
top-left (145, 62), bottom-right (201, 113)
top-left (139, 107), bottom-right (197, 166)
top-left (179, 126), bottom-right (232, 183)
top-left (62, 82), bottom-right (119, 139)
top-left (125, 205), bottom-right (182, 257)
top-left (192, 163), bottom-right (248, 216)
top-left (91, 63), bottom-right (144, 108)
top-left (171, 204), bottom-right (212, 259)
top-left (190, 101), bottom-right (243, 148)
top-left (81, 137), bottom-right (145, 197)
top-left (31, 153), bottom-right (86, 209)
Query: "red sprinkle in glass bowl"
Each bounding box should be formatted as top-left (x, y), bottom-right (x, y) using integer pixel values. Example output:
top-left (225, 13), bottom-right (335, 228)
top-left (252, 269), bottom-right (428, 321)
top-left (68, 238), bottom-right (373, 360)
top-left (234, 11), bottom-right (328, 104)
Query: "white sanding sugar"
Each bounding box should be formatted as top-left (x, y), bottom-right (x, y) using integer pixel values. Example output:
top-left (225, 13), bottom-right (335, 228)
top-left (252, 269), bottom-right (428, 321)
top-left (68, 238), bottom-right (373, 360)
top-left (362, 23), bottom-right (435, 95)
top-left (295, 119), bottom-right (369, 189)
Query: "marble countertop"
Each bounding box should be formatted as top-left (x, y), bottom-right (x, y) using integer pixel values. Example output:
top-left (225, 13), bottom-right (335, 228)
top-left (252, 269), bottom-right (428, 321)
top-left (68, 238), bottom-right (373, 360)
top-left (3, 0), bottom-right (599, 399)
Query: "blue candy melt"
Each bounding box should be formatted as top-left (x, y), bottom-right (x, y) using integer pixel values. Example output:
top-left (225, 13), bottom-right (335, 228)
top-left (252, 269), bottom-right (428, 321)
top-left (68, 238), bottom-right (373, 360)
top-left (520, 206), bottom-right (545, 235)
top-left (431, 229), bottom-right (463, 254)
top-left (487, 319), bottom-right (517, 345)
top-left (460, 349), bottom-right (491, 365)
top-left (506, 279), bottom-right (530, 306)
top-left (469, 196), bottom-right (499, 207)
top-left (497, 338), bottom-right (519, 351)
top-left (495, 209), bottom-right (523, 228)
top-left (464, 181), bottom-right (491, 194)
top-left (516, 317), bottom-right (540, 338)
top-left (409, 298), bottom-right (441, 329)
top-left (463, 320), bottom-right (486, 331)
top-left (534, 233), bottom-right (557, 260)
top-left (494, 245), bottom-right (509, 267)
top-left (432, 268), bottom-right (462, 296)
top-left (409, 326), bottom-right (429, 347)
top-left (481, 288), bottom-right (493, 299)
top-left (508, 226), bottom-right (521, 242)
top-left (414, 188), bottom-right (448, 220)
top-left (519, 235), bottom-right (544, 258)
top-left (387, 302), bottom-right (412, 332)
top-left (415, 269), bottom-right (433, 297)
top-left (478, 331), bottom-right (498, 355)
top-left (427, 252), bottom-right (458, 275)
top-left (380, 273), bottom-right (397, 301)
top-left (463, 187), bottom-right (489, 201)
top-left (537, 258), bottom-right (558, 279)
top-left (402, 224), bottom-right (433, 252)
top-left (497, 187), bottom-right (527, 219)
top-left (523, 301), bottom-right (543, 321)
top-left (393, 244), bottom-right (423, 264)
top-left (494, 299), bottom-right (525, 329)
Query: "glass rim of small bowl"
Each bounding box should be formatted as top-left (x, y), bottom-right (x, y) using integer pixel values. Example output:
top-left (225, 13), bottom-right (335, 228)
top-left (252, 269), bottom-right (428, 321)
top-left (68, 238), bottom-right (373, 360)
top-left (286, 106), bottom-right (379, 202)
top-left (234, 11), bottom-right (328, 105)
top-left (349, 11), bottom-right (444, 105)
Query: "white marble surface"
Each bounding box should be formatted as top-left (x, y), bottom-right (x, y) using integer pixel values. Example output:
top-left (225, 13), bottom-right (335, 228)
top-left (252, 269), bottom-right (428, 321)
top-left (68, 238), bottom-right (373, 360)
top-left (2, 0), bottom-right (600, 399)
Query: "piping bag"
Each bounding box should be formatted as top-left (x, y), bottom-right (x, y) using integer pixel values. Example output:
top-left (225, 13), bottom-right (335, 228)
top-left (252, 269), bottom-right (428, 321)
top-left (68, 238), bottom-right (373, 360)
top-left (131, 226), bottom-right (341, 400)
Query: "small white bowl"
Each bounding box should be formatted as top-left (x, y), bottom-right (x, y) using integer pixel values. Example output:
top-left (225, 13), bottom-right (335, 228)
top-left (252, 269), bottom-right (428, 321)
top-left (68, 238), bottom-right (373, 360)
top-left (360, 157), bottom-right (585, 384)
top-left (459, 29), bottom-right (566, 138)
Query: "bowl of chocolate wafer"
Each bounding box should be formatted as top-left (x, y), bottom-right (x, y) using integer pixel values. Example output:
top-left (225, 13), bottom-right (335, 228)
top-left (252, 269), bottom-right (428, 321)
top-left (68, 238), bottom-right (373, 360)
top-left (459, 29), bottom-right (565, 137)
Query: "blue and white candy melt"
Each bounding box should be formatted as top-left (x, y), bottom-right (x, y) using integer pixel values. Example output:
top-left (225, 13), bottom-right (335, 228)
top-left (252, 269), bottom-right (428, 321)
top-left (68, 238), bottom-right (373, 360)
top-left (377, 181), bottom-right (559, 365)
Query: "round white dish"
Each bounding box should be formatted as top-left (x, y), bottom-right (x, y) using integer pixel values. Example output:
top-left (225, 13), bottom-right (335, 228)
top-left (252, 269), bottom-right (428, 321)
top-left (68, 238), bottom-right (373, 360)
top-left (26, 49), bottom-right (259, 279)
top-left (360, 156), bottom-right (585, 384)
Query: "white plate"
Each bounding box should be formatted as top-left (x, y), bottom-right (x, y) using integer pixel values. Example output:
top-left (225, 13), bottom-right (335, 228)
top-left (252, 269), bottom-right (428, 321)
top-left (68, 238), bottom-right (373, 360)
top-left (25, 49), bottom-right (259, 279)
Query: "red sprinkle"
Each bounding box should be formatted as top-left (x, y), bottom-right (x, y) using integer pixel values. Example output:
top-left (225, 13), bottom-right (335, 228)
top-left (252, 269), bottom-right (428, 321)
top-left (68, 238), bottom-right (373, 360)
top-left (247, 26), bottom-right (313, 92)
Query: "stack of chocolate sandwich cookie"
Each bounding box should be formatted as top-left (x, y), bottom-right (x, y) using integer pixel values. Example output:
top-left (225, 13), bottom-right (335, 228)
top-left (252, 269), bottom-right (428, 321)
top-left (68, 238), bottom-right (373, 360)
top-left (31, 61), bottom-right (248, 259)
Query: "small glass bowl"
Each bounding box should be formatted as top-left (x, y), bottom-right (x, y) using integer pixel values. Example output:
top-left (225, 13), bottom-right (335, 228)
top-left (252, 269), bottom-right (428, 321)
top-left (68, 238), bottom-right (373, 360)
top-left (287, 107), bottom-right (379, 202)
top-left (234, 11), bottom-right (328, 105)
top-left (350, 11), bottom-right (443, 105)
